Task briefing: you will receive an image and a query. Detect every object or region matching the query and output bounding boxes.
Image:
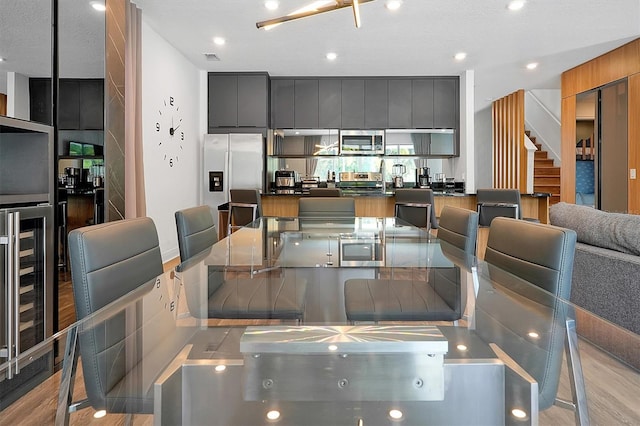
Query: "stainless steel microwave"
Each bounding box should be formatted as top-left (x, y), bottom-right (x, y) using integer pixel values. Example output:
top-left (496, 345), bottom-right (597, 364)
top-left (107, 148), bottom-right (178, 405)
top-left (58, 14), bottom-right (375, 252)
top-left (339, 130), bottom-right (384, 155)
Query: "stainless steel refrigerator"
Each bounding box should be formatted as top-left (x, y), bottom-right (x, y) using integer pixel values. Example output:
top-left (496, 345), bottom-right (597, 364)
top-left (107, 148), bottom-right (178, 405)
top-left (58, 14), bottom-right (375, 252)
top-left (203, 133), bottom-right (264, 232)
top-left (0, 116), bottom-right (55, 409)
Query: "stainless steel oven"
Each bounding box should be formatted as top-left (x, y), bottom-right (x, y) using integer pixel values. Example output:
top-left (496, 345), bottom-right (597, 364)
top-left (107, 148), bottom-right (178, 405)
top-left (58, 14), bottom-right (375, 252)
top-left (339, 233), bottom-right (384, 267)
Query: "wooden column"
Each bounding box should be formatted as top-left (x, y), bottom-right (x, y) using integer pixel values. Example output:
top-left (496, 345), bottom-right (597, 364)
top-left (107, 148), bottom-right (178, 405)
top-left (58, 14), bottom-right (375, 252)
top-left (492, 89), bottom-right (526, 191)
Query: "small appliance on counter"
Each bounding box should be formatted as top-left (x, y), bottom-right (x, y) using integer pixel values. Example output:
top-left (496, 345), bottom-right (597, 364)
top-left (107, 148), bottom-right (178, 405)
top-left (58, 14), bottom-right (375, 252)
top-left (415, 167), bottom-right (431, 188)
top-left (391, 164), bottom-right (406, 188)
top-left (275, 170), bottom-right (299, 189)
top-left (301, 176), bottom-right (320, 192)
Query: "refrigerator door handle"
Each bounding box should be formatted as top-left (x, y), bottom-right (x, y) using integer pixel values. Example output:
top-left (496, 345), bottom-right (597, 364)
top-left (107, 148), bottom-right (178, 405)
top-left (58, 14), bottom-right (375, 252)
top-left (226, 151), bottom-right (231, 194)
top-left (4, 212), bottom-right (17, 379)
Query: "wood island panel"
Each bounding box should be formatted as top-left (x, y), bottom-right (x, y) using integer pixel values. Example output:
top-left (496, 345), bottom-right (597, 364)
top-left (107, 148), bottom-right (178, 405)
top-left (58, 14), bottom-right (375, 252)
top-left (261, 194), bottom-right (548, 222)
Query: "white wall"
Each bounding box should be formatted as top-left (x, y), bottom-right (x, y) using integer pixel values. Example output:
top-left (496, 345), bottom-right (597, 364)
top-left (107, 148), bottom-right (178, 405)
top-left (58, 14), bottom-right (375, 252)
top-left (474, 106), bottom-right (493, 189)
top-left (7, 72), bottom-right (30, 120)
top-left (529, 89), bottom-right (561, 120)
top-left (141, 21), bottom-right (202, 262)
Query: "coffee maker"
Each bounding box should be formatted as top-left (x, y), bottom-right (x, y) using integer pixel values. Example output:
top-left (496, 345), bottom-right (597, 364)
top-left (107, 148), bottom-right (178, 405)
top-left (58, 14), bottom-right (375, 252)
top-left (415, 167), bottom-right (430, 188)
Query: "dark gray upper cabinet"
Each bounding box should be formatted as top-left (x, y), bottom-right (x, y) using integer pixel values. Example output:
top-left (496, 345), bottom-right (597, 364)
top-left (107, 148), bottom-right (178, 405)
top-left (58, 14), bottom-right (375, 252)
top-left (341, 79), bottom-right (365, 129)
top-left (270, 79), bottom-right (294, 129)
top-left (237, 74), bottom-right (268, 127)
top-left (294, 79), bottom-right (319, 128)
top-left (318, 79), bottom-right (341, 128)
top-left (78, 79), bottom-right (104, 130)
top-left (29, 78), bottom-right (103, 129)
top-left (209, 73), bottom-right (268, 129)
top-left (433, 78), bottom-right (458, 129)
top-left (388, 79), bottom-right (412, 129)
top-left (412, 79), bottom-right (435, 128)
top-left (59, 80), bottom-right (80, 129)
top-left (364, 79), bottom-right (388, 129)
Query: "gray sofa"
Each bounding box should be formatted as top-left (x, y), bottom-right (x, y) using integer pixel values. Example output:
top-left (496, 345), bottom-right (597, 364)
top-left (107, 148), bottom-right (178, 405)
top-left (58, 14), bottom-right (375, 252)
top-left (549, 202), bottom-right (640, 336)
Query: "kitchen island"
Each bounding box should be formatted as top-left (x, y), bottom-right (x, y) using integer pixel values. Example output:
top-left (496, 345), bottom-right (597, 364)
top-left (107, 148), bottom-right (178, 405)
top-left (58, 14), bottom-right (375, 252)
top-left (261, 192), bottom-right (549, 223)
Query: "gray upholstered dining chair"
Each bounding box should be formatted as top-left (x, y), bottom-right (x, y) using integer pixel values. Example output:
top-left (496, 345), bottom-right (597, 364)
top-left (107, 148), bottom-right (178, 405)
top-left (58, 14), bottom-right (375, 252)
top-left (343, 205), bottom-right (478, 323)
top-left (61, 217), bottom-right (164, 419)
top-left (175, 205), bottom-right (307, 321)
top-left (476, 188), bottom-right (539, 226)
top-left (228, 189), bottom-right (262, 235)
top-left (298, 197), bottom-right (355, 217)
top-left (308, 187), bottom-right (343, 197)
top-left (394, 188), bottom-right (438, 230)
top-left (480, 217), bottom-right (587, 422)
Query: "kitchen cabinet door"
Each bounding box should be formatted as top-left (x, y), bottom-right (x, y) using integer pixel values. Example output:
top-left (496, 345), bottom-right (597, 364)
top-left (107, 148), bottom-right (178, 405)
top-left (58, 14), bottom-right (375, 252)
top-left (388, 79), bottom-right (412, 129)
top-left (434, 78), bottom-right (458, 129)
top-left (79, 79), bottom-right (104, 130)
top-left (237, 74), bottom-right (268, 127)
top-left (364, 79), bottom-right (388, 129)
top-left (294, 79), bottom-right (319, 128)
top-left (271, 79), bottom-right (295, 129)
top-left (341, 79), bottom-right (365, 129)
top-left (59, 80), bottom-right (80, 130)
top-left (412, 79), bottom-right (434, 128)
top-left (318, 79), bottom-right (341, 128)
top-left (209, 74), bottom-right (238, 128)
top-left (29, 78), bottom-right (52, 126)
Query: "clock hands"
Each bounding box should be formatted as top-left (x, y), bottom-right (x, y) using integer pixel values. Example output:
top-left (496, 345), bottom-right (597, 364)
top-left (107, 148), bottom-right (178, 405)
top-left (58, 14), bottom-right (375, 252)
top-left (169, 117), bottom-right (181, 136)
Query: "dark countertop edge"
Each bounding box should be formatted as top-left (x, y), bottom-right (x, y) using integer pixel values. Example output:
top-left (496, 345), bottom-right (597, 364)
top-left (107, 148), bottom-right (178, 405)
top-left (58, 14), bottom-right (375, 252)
top-left (262, 191), bottom-right (551, 198)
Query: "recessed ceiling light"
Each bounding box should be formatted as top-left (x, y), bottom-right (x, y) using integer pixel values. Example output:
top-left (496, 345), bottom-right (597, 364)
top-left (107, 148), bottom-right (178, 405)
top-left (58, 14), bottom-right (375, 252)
top-left (512, 408), bottom-right (528, 419)
top-left (213, 37), bottom-right (226, 46)
top-left (266, 410), bottom-right (281, 420)
top-left (265, 1), bottom-right (279, 10)
top-left (90, 2), bottom-right (106, 12)
top-left (93, 410), bottom-right (107, 419)
top-left (454, 52), bottom-right (467, 61)
top-left (507, 0), bottom-right (525, 11)
top-left (326, 52), bottom-right (337, 61)
top-left (526, 62), bottom-right (538, 70)
top-left (389, 409), bottom-right (403, 420)
top-left (385, 0), bottom-right (402, 10)
top-left (0, 57), bottom-right (5, 62)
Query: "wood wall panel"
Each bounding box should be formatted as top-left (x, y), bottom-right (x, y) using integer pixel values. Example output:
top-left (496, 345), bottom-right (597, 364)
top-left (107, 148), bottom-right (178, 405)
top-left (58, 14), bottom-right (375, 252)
top-left (560, 96), bottom-right (577, 203)
top-left (0, 93), bottom-right (6, 116)
top-left (492, 90), bottom-right (526, 191)
top-left (561, 37), bottom-right (640, 213)
top-left (562, 39), bottom-right (640, 98)
top-left (629, 73), bottom-right (640, 214)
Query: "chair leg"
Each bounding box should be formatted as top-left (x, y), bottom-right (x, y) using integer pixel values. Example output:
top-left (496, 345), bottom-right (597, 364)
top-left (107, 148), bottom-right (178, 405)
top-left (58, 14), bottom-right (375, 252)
top-left (563, 318), bottom-right (590, 426)
top-left (55, 326), bottom-right (89, 426)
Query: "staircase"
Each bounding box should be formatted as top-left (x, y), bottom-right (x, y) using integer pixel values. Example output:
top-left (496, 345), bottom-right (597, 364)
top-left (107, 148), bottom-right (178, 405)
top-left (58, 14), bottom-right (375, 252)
top-left (527, 130), bottom-right (561, 205)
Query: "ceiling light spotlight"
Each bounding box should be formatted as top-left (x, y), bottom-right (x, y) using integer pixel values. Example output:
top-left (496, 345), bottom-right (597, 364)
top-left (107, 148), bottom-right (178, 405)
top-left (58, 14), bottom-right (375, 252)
top-left (0, 57), bottom-right (5, 62)
top-left (213, 37), bottom-right (226, 46)
top-left (385, 0), bottom-right (402, 10)
top-left (507, 0), bottom-right (525, 11)
top-left (454, 52), bottom-right (467, 61)
top-left (90, 1), bottom-right (106, 12)
top-left (326, 52), bottom-right (338, 60)
top-left (265, 0), bottom-right (279, 10)
top-left (511, 408), bottom-right (528, 419)
top-left (93, 410), bottom-right (107, 419)
top-left (526, 62), bottom-right (538, 70)
top-left (266, 410), bottom-right (281, 421)
top-left (389, 409), bottom-right (403, 420)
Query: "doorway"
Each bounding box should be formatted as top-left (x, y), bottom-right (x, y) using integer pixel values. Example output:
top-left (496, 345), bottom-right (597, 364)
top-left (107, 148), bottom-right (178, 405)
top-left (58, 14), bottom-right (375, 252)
top-left (575, 78), bottom-right (628, 212)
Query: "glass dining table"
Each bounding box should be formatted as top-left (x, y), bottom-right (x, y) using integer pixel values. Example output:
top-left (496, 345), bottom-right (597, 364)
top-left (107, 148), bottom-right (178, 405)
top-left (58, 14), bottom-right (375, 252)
top-left (2, 216), bottom-right (639, 425)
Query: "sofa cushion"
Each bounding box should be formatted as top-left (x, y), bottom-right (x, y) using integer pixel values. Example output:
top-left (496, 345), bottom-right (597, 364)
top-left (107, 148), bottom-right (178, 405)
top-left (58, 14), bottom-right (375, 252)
top-left (549, 202), bottom-right (640, 256)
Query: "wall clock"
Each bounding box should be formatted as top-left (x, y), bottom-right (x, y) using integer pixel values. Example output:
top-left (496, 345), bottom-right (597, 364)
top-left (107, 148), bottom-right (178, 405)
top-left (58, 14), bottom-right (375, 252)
top-left (155, 95), bottom-right (184, 167)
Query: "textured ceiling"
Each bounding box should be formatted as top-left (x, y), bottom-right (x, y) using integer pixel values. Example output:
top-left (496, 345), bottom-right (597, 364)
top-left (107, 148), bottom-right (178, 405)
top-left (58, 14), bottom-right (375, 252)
top-left (1, 0), bottom-right (639, 111)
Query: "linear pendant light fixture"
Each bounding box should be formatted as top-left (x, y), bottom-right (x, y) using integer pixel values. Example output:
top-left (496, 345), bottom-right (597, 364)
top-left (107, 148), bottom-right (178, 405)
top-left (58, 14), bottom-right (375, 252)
top-left (256, 0), bottom-right (374, 29)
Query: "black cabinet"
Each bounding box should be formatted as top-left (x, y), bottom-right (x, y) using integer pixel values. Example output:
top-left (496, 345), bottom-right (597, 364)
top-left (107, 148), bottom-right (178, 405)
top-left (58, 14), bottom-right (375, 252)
top-left (208, 73), bottom-right (269, 129)
top-left (388, 79), bottom-right (412, 128)
top-left (341, 79), bottom-right (365, 129)
top-left (29, 78), bottom-right (52, 126)
top-left (433, 78), bottom-right (458, 129)
top-left (29, 78), bottom-right (103, 130)
top-left (294, 79), bottom-right (319, 128)
top-left (364, 79), bottom-right (388, 129)
top-left (318, 79), bottom-right (341, 128)
top-left (412, 79), bottom-right (435, 128)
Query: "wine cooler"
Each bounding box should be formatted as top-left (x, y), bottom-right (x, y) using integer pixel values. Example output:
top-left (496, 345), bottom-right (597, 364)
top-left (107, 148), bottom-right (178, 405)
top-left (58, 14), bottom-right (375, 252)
top-left (0, 204), bottom-right (54, 409)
